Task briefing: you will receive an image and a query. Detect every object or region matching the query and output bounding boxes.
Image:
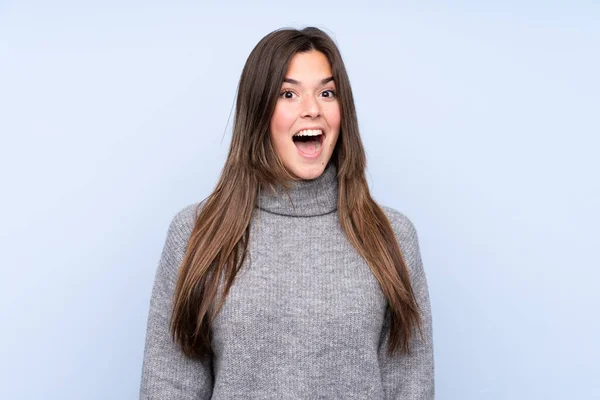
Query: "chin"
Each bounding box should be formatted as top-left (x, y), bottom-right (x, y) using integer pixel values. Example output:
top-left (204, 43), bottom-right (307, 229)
top-left (289, 163), bottom-right (327, 180)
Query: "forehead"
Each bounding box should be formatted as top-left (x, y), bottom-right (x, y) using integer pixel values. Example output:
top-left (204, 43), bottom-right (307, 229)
top-left (284, 50), bottom-right (333, 83)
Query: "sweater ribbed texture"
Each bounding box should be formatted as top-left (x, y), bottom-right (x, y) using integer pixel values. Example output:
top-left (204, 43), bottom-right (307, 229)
top-left (139, 163), bottom-right (434, 399)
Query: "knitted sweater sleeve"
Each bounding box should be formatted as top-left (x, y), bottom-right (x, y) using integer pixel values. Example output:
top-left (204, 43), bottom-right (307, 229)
top-left (378, 208), bottom-right (435, 399)
top-left (139, 207), bottom-right (214, 400)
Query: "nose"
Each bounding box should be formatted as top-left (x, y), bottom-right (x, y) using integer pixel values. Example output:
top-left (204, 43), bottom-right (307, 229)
top-left (301, 95), bottom-right (321, 118)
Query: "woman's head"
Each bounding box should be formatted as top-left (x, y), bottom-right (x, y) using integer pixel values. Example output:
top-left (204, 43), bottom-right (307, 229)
top-left (270, 49), bottom-right (340, 180)
top-left (227, 27), bottom-right (366, 183)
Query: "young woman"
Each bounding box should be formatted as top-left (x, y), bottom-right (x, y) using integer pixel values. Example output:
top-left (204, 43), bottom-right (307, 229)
top-left (140, 27), bottom-right (434, 399)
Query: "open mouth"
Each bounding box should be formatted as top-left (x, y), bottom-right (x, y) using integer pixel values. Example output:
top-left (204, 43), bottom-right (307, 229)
top-left (292, 130), bottom-right (325, 156)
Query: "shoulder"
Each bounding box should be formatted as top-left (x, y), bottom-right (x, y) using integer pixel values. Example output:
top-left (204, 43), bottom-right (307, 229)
top-left (379, 204), bottom-right (419, 245)
top-left (164, 200), bottom-right (208, 246)
top-left (379, 204), bottom-right (425, 280)
top-left (171, 201), bottom-right (201, 228)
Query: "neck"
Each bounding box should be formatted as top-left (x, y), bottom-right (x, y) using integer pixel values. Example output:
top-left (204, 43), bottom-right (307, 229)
top-left (257, 163), bottom-right (338, 217)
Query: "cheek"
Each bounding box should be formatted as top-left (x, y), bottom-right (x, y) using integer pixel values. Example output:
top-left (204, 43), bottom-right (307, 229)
top-left (270, 105), bottom-right (296, 137)
top-left (326, 104), bottom-right (342, 131)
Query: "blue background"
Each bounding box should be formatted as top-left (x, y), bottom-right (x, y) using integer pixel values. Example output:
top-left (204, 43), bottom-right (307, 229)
top-left (1, 1), bottom-right (598, 399)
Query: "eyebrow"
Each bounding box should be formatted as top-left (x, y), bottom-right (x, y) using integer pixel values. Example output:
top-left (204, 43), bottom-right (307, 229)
top-left (282, 76), bottom-right (334, 85)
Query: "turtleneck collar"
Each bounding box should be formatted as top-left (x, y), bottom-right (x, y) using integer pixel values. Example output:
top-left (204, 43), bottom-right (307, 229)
top-left (257, 162), bottom-right (338, 217)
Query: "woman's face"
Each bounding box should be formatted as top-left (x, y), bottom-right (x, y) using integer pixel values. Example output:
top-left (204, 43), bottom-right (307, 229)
top-left (270, 50), bottom-right (341, 180)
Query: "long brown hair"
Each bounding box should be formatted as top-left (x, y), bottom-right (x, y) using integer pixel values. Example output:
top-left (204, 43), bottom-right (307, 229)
top-left (171, 27), bottom-right (422, 359)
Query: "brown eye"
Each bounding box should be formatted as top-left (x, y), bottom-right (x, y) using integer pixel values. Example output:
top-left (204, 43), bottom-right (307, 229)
top-left (322, 90), bottom-right (336, 98)
top-left (280, 90), bottom-right (295, 99)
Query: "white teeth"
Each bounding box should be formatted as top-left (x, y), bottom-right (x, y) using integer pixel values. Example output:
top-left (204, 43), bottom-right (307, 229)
top-left (294, 129), bottom-right (323, 137)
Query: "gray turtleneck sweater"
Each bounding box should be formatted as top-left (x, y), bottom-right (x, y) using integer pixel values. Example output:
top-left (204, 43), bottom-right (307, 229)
top-left (139, 163), bottom-right (434, 399)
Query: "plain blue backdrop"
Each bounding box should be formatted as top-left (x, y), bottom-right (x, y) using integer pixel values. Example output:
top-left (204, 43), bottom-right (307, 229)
top-left (1, 1), bottom-right (598, 399)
